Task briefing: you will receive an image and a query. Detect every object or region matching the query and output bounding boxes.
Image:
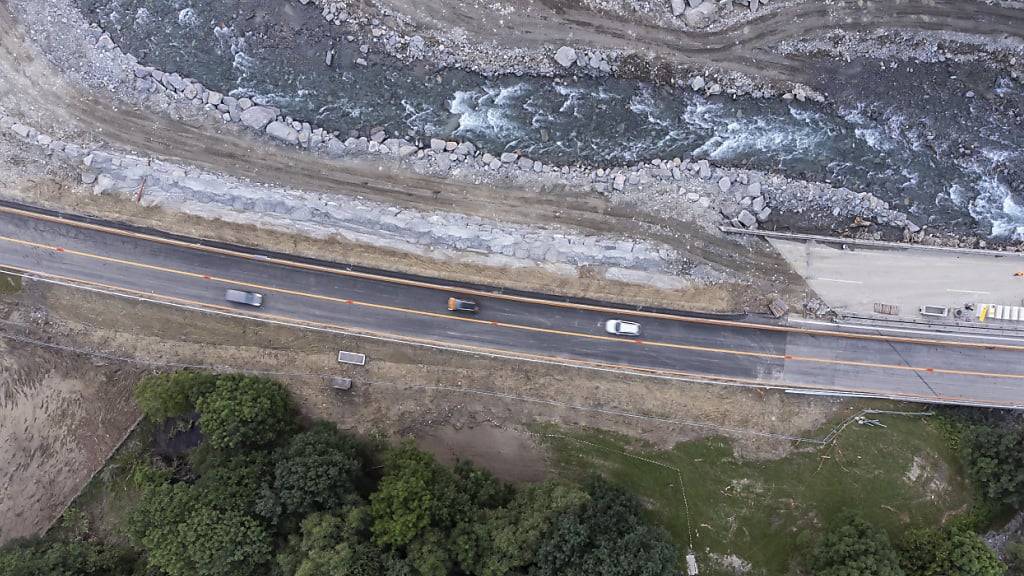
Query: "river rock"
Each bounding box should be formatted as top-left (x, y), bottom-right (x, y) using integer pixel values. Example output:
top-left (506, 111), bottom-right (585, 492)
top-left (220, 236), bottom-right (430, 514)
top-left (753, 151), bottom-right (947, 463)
top-left (266, 121), bottom-right (299, 144)
top-left (240, 106), bottom-right (279, 130)
top-left (670, 0), bottom-right (687, 16)
top-left (207, 90), bottom-right (223, 106)
top-left (554, 46), bottom-right (577, 67)
top-left (697, 159), bottom-right (712, 180)
top-left (689, 77), bottom-right (706, 91)
top-left (429, 138), bottom-right (446, 153)
top-left (454, 142), bottom-right (476, 156)
top-left (747, 182), bottom-right (762, 197)
top-left (718, 176), bottom-right (732, 193)
top-left (517, 157), bottom-right (534, 171)
top-left (500, 152), bottom-right (519, 163)
top-left (738, 210), bottom-right (757, 228)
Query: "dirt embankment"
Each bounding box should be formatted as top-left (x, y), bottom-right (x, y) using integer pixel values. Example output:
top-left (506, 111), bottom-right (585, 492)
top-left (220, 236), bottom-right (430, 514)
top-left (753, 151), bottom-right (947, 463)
top-left (334, 0), bottom-right (1024, 87)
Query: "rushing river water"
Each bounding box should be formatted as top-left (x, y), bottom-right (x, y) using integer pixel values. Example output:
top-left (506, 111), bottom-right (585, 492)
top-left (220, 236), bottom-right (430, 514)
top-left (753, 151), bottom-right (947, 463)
top-left (79, 0), bottom-right (1024, 239)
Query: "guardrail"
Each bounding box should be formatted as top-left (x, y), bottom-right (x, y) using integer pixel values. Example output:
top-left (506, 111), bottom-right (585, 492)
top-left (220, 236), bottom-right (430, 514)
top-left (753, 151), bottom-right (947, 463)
top-left (720, 226), bottom-right (1024, 258)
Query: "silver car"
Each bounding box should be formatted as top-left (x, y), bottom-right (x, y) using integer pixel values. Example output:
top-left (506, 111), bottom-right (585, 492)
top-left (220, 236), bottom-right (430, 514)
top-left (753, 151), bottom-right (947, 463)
top-left (605, 319), bottom-right (641, 336)
top-left (224, 289), bottom-right (263, 307)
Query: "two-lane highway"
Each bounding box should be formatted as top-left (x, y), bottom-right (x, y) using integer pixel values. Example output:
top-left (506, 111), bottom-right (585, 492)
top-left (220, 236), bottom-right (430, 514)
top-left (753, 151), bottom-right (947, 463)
top-left (1, 204), bottom-right (1023, 407)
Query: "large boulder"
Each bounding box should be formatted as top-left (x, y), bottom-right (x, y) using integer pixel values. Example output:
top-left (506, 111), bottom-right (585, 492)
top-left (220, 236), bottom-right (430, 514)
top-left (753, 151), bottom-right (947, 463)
top-left (240, 106), bottom-right (279, 130)
top-left (670, 0), bottom-right (687, 16)
top-left (554, 46), bottom-right (577, 68)
top-left (683, 1), bottom-right (717, 28)
top-left (266, 121), bottom-right (299, 145)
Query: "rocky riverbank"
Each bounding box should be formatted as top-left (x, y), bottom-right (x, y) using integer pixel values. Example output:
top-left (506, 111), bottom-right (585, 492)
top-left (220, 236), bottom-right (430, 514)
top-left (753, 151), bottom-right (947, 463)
top-left (5, 0), bottom-right (1024, 277)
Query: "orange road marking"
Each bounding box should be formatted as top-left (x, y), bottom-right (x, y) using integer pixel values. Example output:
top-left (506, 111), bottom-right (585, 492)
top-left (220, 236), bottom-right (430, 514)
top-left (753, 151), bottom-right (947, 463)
top-left (3, 205), bottom-right (1022, 352)
top-left (3, 262), bottom-right (1024, 384)
top-left (3, 265), bottom-right (1020, 408)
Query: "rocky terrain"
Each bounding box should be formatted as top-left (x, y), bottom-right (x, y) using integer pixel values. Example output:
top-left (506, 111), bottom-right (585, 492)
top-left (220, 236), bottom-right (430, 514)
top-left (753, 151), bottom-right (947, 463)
top-left (1, 0), bottom-right (1023, 311)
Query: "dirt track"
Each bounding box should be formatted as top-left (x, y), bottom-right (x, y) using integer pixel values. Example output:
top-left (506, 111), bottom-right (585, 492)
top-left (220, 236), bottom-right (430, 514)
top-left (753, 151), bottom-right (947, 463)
top-left (380, 0), bottom-right (1024, 84)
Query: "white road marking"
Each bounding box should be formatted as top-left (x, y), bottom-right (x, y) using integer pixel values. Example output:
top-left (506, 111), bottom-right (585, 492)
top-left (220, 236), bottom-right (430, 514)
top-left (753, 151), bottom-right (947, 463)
top-left (814, 278), bottom-right (863, 285)
top-left (946, 289), bottom-right (990, 294)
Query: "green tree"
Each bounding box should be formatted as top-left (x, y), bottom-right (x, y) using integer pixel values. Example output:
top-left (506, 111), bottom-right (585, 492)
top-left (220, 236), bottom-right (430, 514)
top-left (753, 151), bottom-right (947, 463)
top-left (128, 459), bottom-right (275, 576)
top-left (898, 526), bottom-right (1005, 576)
top-left (962, 420), bottom-right (1024, 508)
top-left (370, 444), bottom-right (471, 548)
top-left (529, 477), bottom-right (677, 576)
top-left (134, 370), bottom-right (218, 421)
top-left (195, 374), bottom-right (294, 450)
top-left (452, 482), bottom-right (587, 576)
top-left (280, 510), bottom-right (384, 576)
top-left (193, 453), bottom-right (275, 516)
top-left (175, 508), bottom-right (273, 576)
top-left (0, 539), bottom-right (138, 576)
top-left (274, 423), bottom-right (364, 517)
top-left (811, 513), bottom-right (904, 576)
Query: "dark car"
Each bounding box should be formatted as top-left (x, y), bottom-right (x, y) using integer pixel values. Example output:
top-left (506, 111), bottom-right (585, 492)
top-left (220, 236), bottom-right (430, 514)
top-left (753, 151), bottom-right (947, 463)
top-left (447, 297), bottom-right (480, 313)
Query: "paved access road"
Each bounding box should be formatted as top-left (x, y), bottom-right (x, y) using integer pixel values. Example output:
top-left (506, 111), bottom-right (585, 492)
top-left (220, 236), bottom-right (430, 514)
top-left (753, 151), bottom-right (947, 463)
top-left (1, 204), bottom-right (1023, 408)
top-left (770, 238), bottom-right (1024, 320)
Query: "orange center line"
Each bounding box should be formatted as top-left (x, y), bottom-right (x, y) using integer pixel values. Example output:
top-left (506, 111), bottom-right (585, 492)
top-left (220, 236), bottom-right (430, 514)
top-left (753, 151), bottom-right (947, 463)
top-left (3, 266), bottom-right (1018, 408)
top-left (3, 242), bottom-right (1024, 382)
top-left (3, 204), bottom-right (1023, 352)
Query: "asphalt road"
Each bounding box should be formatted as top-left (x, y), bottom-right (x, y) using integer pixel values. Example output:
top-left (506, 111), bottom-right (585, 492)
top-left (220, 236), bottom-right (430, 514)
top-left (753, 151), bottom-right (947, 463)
top-left (1, 205), bottom-right (1023, 408)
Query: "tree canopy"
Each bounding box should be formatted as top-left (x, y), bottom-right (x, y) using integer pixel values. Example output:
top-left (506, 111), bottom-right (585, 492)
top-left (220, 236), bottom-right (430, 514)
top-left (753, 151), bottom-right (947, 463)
top-left (961, 418), bottom-right (1024, 508)
top-left (273, 422), bottom-right (365, 517)
top-left (195, 374), bottom-right (295, 449)
top-left (134, 370), bottom-right (218, 422)
top-left (898, 526), bottom-right (1005, 576)
top-left (811, 513), bottom-right (905, 576)
top-left (0, 539), bottom-right (137, 576)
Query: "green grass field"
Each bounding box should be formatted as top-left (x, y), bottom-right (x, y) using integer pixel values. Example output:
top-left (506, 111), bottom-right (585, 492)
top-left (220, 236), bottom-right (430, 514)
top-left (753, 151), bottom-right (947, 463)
top-left (537, 411), bottom-right (974, 575)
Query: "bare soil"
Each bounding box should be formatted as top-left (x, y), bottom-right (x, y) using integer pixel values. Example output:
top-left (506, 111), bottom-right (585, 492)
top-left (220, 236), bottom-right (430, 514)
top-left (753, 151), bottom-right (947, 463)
top-left (0, 297), bottom-right (142, 544)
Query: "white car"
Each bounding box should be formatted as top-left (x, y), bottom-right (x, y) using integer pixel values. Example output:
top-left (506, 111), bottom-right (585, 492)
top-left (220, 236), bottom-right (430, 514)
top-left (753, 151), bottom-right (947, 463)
top-left (224, 289), bottom-right (263, 307)
top-left (605, 319), bottom-right (641, 336)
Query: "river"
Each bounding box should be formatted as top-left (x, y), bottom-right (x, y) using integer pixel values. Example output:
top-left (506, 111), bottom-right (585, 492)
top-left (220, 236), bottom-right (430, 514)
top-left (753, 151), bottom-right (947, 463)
top-left (78, 0), bottom-right (1024, 239)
